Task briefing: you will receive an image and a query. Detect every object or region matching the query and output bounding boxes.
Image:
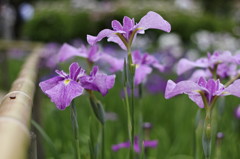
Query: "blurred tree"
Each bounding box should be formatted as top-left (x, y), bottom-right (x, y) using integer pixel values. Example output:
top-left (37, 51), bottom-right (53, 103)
top-left (200, 0), bottom-right (234, 16)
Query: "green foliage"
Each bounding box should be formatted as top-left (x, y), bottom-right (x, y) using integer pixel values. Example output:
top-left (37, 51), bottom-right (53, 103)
top-left (22, 8), bottom-right (237, 43)
top-left (23, 10), bottom-right (74, 42)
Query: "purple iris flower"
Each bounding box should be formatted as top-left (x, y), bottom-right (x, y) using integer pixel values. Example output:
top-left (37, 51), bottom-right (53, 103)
top-left (132, 50), bottom-right (164, 85)
top-left (112, 136), bottom-right (158, 153)
top-left (177, 51), bottom-right (239, 79)
top-left (58, 43), bottom-right (101, 62)
top-left (39, 63), bottom-right (115, 110)
top-left (39, 63), bottom-right (85, 110)
top-left (80, 66), bottom-right (116, 96)
top-left (165, 77), bottom-right (240, 108)
top-left (87, 11), bottom-right (171, 50)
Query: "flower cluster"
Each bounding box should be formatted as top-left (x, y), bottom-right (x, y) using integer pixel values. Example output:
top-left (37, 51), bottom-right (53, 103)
top-left (177, 51), bottom-right (240, 80)
top-left (165, 77), bottom-right (240, 108)
top-left (39, 62), bottom-right (115, 110)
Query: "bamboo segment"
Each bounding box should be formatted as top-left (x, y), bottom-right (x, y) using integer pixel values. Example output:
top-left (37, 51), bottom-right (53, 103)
top-left (0, 45), bottom-right (42, 159)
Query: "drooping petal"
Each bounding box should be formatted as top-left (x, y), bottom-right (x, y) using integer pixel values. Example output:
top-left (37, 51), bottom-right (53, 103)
top-left (88, 44), bottom-right (101, 62)
top-left (137, 11), bottom-right (171, 33)
top-left (134, 65), bottom-right (152, 85)
top-left (58, 43), bottom-right (87, 62)
top-left (189, 94), bottom-right (204, 108)
top-left (100, 54), bottom-right (124, 72)
top-left (176, 58), bottom-right (208, 75)
top-left (164, 80), bottom-right (202, 99)
top-left (80, 67), bottom-right (116, 96)
top-left (87, 29), bottom-right (115, 45)
top-left (107, 35), bottom-right (127, 50)
top-left (45, 80), bottom-right (84, 110)
top-left (224, 79), bottom-right (240, 97)
top-left (39, 76), bottom-right (64, 92)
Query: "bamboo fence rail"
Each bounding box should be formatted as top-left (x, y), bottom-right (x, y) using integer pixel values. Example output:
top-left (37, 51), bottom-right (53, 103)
top-left (0, 44), bottom-right (42, 159)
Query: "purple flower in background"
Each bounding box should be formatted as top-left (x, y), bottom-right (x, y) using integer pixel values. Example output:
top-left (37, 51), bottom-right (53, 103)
top-left (87, 11), bottom-right (171, 50)
top-left (40, 42), bottom-right (61, 69)
top-left (132, 50), bottom-right (164, 85)
top-left (165, 77), bottom-right (240, 108)
top-left (177, 51), bottom-right (239, 79)
top-left (39, 63), bottom-right (85, 110)
top-left (58, 43), bottom-right (100, 62)
top-left (112, 136), bottom-right (158, 153)
top-left (58, 43), bottom-right (124, 73)
top-left (235, 106), bottom-right (240, 119)
top-left (80, 66), bottom-right (116, 96)
top-left (146, 74), bottom-right (167, 94)
top-left (39, 63), bottom-right (116, 109)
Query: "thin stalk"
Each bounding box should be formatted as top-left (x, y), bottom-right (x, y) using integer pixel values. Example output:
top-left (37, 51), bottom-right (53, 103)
top-left (194, 110), bottom-right (204, 159)
top-left (70, 101), bottom-right (81, 159)
top-left (202, 108), bottom-right (212, 159)
top-left (124, 87), bottom-right (132, 142)
top-left (224, 73), bottom-right (240, 87)
top-left (128, 47), bottom-right (136, 159)
top-left (101, 124), bottom-right (105, 159)
top-left (31, 120), bottom-right (59, 159)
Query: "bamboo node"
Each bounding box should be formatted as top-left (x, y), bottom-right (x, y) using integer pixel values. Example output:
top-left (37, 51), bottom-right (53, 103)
top-left (1, 91), bottom-right (32, 105)
top-left (0, 116), bottom-right (30, 137)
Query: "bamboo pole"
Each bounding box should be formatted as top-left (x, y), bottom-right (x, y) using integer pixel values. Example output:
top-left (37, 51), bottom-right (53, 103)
top-left (0, 39), bottom-right (41, 50)
top-left (0, 45), bottom-right (42, 159)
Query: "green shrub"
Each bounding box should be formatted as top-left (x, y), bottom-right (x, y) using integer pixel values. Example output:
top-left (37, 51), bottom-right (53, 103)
top-left (22, 8), bottom-right (237, 43)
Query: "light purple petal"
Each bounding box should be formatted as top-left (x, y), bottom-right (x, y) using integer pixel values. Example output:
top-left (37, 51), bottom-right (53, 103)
top-left (164, 80), bottom-right (202, 99)
top-left (225, 79), bottom-right (240, 97)
top-left (80, 67), bottom-right (116, 96)
top-left (87, 29), bottom-right (115, 45)
top-left (177, 58), bottom-right (208, 75)
top-left (88, 44), bottom-right (100, 62)
top-left (132, 50), bottom-right (142, 64)
top-left (137, 11), bottom-right (171, 33)
top-left (152, 62), bottom-right (165, 72)
top-left (69, 62), bottom-right (82, 81)
top-left (123, 16), bottom-right (134, 32)
top-left (39, 76), bottom-right (64, 92)
top-left (100, 54), bottom-right (124, 72)
top-left (188, 94), bottom-right (204, 108)
top-left (107, 35), bottom-right (127, 50)
top-left (58, 43), bottom-right (87, 62)
top-left (134, 65), bottom-right (152, 85)
top-left (112, 20), bottom-right (123, 31)
top-left (45, 80), bottom-right (84, 110)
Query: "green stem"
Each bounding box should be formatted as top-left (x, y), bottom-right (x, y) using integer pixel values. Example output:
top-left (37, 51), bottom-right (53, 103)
top-left (202, 108), bottom-right (212, 159)
top-left (128, 47), bottom-right (136, 159)
top-left (102, 124), bottom-right (105, 159)
top-left (70, 101), bottom-right (81, 159)
top-left (124, 86), bottom-right (132, 142)
top-left (224, 73), bottom-right (240, 87)
top-left (194, 110), bottom-right (204, 159)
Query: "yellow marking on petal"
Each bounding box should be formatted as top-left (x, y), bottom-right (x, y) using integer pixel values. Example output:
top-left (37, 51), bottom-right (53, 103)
top-left (64, 79), bottom-right (70, 85)
top-left (135, 64), bottom-right (140, 69)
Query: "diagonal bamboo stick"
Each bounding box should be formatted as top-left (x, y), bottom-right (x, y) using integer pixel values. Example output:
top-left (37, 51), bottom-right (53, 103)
top-left (0, 44), bottom-right (42, 159)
